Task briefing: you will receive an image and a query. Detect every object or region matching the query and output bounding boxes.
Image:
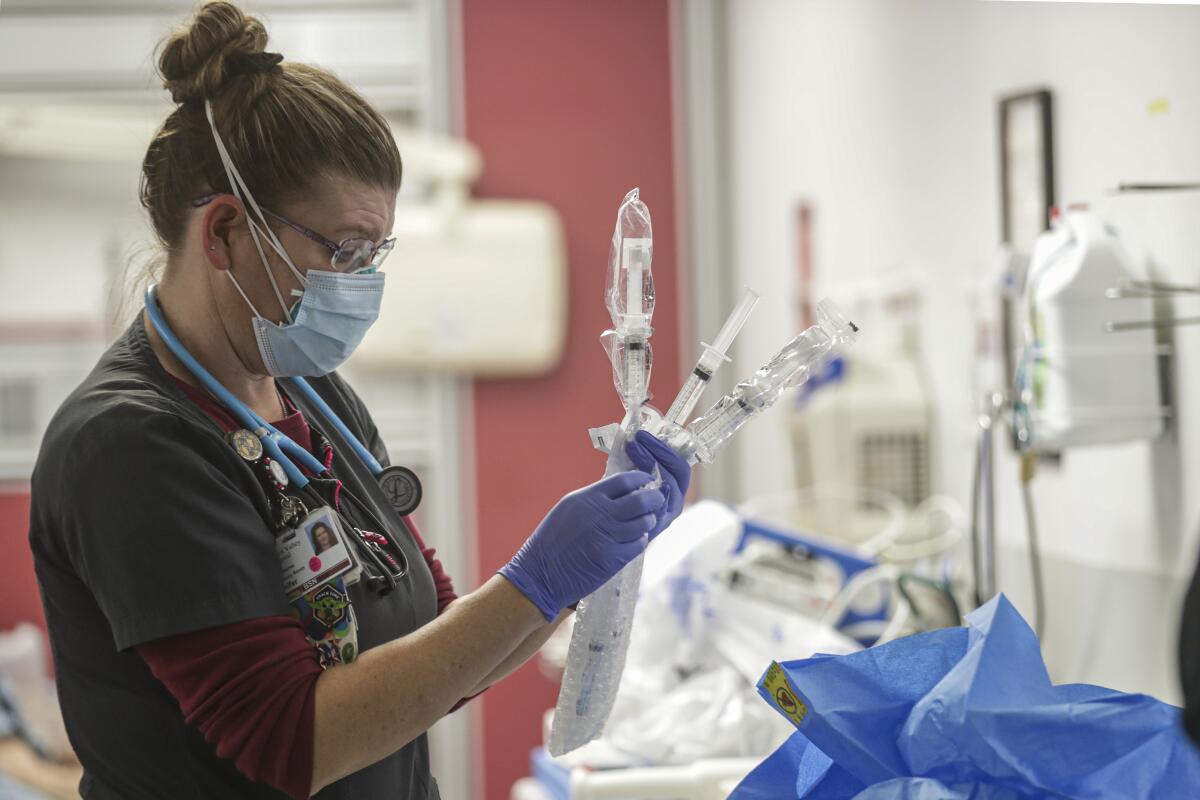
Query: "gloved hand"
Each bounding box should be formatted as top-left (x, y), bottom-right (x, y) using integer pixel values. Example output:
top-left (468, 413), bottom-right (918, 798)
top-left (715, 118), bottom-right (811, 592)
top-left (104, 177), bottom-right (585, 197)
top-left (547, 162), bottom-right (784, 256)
top-left (499, 470), bottom-right (666, 621)
top-left (624, 430), bottom-right (692, 541)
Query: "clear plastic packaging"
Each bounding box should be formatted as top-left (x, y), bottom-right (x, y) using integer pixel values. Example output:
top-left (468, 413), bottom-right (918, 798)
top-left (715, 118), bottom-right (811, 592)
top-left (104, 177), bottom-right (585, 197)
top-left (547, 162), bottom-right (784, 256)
top-left (668, 299), bottom-right (859, 464)
top-left (551, 302), bottom-right (858, 756)
top-left (550, 552), bottom-right (645, 755)
top-left (602, 188), bottom-right (655, 412)
top-left (551, 189), bottom-right (658, 756)
top-left (600, 332), bottom-right (655, 412)
top-left (548, 411), bottom-right (648, 756)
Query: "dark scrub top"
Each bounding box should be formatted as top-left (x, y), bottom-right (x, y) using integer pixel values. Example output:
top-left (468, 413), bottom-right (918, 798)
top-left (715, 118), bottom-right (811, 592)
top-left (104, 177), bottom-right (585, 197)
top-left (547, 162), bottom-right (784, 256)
top-left (28, 315), bottom-right (441, 800)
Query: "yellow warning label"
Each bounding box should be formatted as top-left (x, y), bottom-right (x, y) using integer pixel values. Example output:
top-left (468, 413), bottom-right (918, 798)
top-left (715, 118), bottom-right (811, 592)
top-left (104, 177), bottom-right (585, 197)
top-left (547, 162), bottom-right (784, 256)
top-left (761, 661), bottom-right (808, 728)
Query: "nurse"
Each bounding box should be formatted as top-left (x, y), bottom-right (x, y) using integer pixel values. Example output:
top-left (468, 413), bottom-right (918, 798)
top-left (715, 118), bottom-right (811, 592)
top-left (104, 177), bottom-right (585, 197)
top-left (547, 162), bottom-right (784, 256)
top-left (27, 3), bottom-right (690, 799)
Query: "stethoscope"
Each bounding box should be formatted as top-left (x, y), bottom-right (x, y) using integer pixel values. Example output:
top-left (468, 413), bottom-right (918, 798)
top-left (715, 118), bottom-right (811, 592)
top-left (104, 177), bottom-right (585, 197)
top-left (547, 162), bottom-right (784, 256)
top-left (143, 284), bottom-right (423, 595)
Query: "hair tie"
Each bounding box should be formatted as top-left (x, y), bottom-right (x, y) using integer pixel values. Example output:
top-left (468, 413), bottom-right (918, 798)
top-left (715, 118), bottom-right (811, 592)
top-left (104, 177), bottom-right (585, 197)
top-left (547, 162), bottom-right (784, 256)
top-left (227, 51), bottom-right (283, 77)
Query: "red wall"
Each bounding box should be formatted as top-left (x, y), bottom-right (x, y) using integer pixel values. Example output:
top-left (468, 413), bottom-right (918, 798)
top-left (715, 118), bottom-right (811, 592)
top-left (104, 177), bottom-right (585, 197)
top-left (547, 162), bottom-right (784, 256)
top-left (0, 490), bottom-right (45, 632)
top-left (462, 2), bottom-right (681, 797)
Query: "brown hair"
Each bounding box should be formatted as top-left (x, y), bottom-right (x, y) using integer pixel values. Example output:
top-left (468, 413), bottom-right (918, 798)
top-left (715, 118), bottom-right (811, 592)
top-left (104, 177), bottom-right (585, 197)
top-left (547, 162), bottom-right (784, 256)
top-left (140, 1), bottom-right (402, 253)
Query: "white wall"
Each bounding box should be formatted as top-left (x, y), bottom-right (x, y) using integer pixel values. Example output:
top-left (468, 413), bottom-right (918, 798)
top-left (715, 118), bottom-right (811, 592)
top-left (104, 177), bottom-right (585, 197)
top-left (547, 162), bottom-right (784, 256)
top-left (726, 0), bottom-right (1200, 701)
top-left (0, 157), bottom-right (146, 327)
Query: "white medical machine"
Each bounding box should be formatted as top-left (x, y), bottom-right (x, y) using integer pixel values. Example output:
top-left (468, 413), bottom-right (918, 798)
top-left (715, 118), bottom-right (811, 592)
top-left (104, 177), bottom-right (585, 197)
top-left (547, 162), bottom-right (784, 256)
top-left (1014, 208), bottom-right (1165, 451)
top-left (791, 289), bottom-right (934, 546)
top-left (973, 206), bottom-right (1173, 637)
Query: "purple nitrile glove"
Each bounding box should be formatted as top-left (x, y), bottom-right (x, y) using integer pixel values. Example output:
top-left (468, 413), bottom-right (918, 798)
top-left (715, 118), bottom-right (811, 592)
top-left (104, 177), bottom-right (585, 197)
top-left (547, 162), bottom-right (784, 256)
top-left (624, 429), bottom-right (692, 541)
top-left (499, 470), bottom-right (666, 621)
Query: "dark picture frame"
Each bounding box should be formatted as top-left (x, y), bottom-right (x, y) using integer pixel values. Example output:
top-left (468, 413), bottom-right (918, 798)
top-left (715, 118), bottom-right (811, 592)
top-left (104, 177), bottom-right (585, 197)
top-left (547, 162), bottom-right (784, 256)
top-left (999, 89), bottom-right (1055, 255)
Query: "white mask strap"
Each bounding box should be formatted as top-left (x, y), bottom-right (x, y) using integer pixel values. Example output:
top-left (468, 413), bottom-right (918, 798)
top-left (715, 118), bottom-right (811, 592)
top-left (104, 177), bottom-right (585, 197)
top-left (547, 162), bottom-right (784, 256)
top-left (245, 215), bottom-right (292, 318)
top-left (204, 101), bottom-right (307, 316)
top-left (226, 269), bottom-right (265, 321)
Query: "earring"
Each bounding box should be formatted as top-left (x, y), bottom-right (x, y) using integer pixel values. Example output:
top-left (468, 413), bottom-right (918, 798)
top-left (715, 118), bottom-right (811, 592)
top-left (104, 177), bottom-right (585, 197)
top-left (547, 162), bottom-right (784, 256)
top-left (209, 244), bottom-right (217, 251)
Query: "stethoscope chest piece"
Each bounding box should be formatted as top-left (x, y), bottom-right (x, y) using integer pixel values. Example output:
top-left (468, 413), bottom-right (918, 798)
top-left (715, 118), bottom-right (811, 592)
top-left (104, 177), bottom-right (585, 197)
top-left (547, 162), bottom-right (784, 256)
top-left (378, 465), bottom-right (422, 516)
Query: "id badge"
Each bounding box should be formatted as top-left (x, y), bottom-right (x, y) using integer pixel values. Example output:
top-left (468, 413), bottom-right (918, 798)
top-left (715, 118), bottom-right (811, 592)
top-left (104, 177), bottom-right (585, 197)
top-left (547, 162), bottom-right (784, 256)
top-left (278, 507), bottom-right (362, 667)
top-left (275, 507), bottom-right (358, 601)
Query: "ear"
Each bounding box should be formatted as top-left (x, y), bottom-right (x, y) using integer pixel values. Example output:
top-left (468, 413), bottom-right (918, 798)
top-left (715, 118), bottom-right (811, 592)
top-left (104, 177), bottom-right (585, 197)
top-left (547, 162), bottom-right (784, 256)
top-left (200, 196), bottom-right (246, 271)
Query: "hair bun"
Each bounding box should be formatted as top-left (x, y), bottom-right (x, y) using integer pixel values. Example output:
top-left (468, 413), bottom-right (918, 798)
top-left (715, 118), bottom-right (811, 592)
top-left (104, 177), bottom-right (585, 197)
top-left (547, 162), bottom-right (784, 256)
top-left (158, 1), bottom-right (271, 105)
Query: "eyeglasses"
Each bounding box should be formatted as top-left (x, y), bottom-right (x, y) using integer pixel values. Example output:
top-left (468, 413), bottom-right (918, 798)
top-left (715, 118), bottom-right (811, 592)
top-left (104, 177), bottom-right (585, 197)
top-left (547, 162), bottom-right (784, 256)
top-left (192, 193), bottom-right (396, 273)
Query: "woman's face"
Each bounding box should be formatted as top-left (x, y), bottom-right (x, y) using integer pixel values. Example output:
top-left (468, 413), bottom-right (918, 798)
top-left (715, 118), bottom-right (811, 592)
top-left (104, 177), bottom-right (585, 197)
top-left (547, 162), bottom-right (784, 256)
top-left (209, 173), bottom-right (396, 376)
top-left (313, 523), bottom-right (337, 550)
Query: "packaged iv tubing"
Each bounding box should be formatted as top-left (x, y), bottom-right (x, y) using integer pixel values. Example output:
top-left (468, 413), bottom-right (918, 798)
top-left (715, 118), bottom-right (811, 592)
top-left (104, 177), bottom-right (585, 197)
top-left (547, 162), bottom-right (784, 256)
top-left (601, 188), bottom-right (655, 425)
top-left (549, 294), bottom-right (858, 755)
top-left (669, 298), bottom-right (859, 464)
top-left (548, 188), bottom-right (657, 758)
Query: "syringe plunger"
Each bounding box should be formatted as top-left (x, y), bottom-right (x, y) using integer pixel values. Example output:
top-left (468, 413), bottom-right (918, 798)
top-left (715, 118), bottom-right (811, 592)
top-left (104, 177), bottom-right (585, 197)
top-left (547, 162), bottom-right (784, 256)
top-left (709, 287), bottom-right (760, 358)
top-left (664, 287), bottom-right (760, 426)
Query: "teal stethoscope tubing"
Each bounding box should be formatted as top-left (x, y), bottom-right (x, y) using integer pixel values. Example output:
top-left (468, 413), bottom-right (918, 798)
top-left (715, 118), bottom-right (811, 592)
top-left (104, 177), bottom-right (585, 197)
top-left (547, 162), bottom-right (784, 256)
top-left (290, 374), bottom-right (384, 474)
top-left (143, 284), bottom-right (383, 487)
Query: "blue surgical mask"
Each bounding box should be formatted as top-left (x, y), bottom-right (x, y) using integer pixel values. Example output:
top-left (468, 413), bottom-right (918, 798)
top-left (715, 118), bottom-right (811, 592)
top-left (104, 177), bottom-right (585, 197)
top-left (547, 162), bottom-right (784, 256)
top-left (248, 269), bottom-right (384, 377)
top-left (205, 100), bottom-right (385, 377)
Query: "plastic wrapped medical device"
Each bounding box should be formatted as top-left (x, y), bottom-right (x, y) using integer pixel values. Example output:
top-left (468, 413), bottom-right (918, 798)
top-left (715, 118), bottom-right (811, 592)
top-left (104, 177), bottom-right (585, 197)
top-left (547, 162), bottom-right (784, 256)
top-left (601, 188), bottom-right (655, 418)
top-left (549, 191), bottom-right (858, 754)
top-left (550, 190), bottom-right (658, 757)
top-left (666, 299), bottom-right (858, 465)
